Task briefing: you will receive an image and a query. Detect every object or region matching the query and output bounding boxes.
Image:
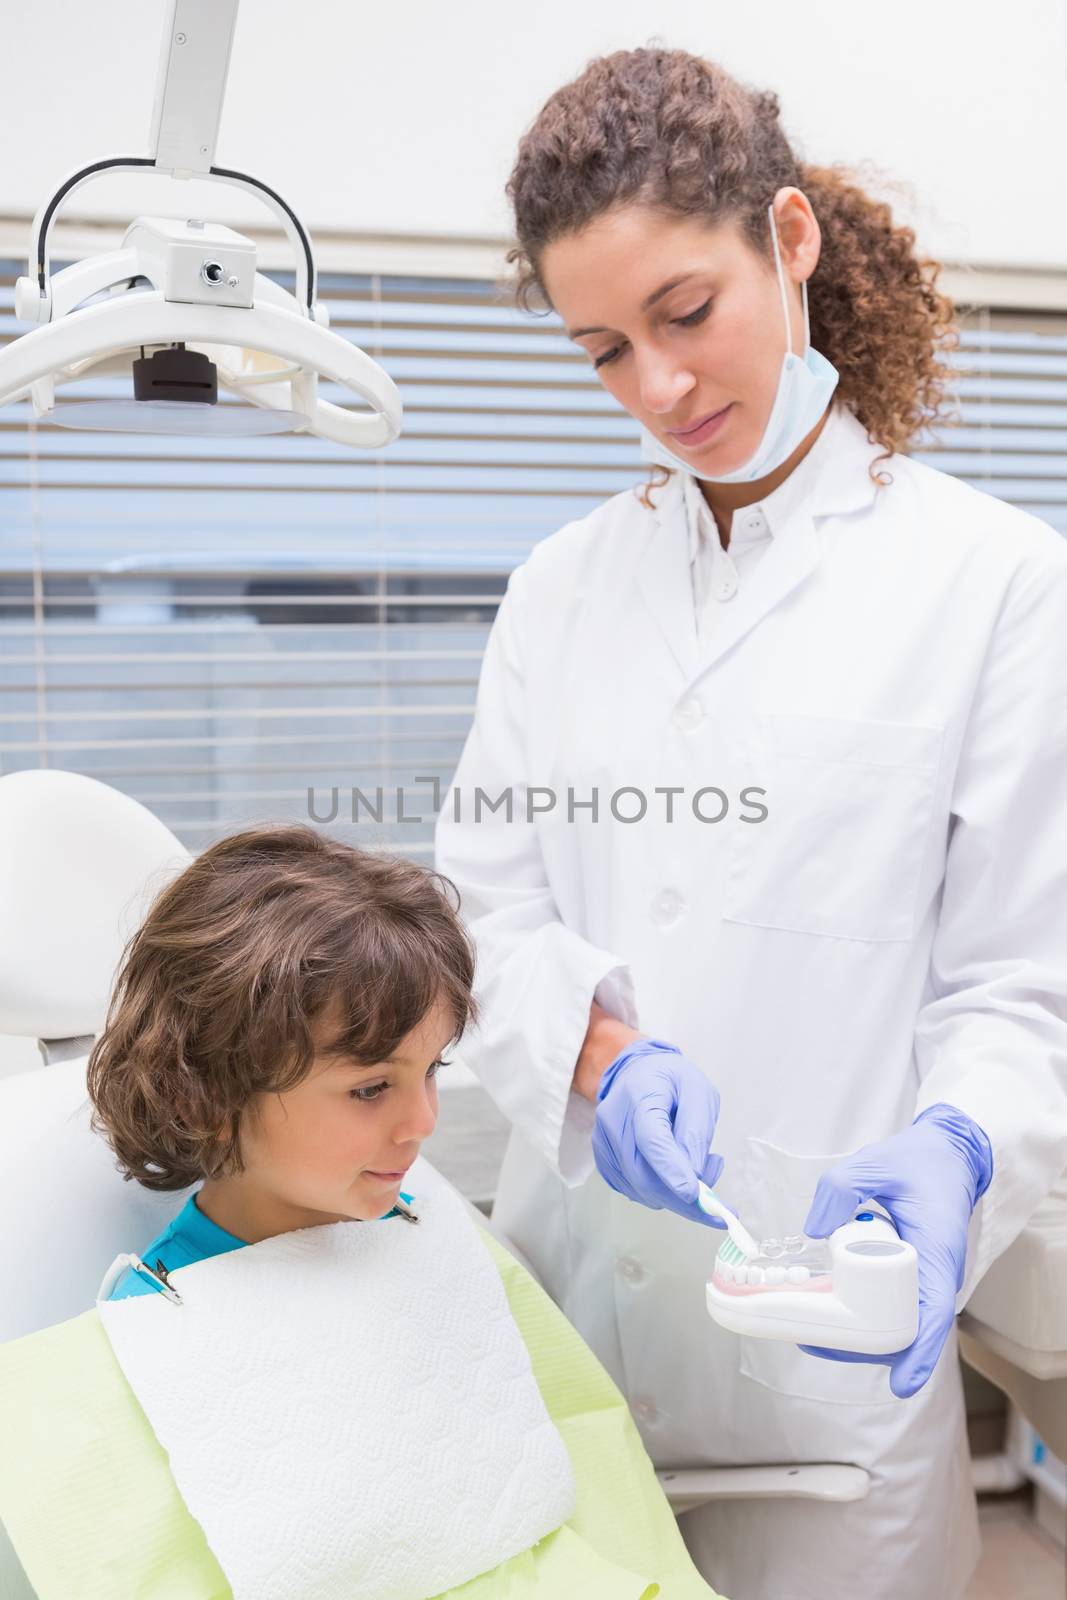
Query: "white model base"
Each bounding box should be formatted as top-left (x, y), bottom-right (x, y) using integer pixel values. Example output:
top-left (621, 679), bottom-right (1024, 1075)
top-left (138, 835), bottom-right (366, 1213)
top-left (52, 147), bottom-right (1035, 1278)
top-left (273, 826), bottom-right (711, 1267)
top-left (706, 1213), bottom-right (919, 1355)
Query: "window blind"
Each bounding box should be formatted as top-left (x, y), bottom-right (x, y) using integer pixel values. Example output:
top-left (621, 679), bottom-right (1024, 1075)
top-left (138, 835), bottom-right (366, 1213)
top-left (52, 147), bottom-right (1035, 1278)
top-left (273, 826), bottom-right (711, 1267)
top-left (1, 267), bottom-right (1064, 857)
top-left (916, 308), bottom-right (1067, 529)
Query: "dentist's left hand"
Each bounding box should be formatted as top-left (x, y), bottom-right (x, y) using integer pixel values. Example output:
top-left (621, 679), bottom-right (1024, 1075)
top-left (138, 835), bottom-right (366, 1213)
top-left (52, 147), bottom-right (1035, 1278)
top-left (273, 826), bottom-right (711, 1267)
top-left (798, 1102), bottom-right (993, 1397)
top-left (592, 1038), bottom-right (727, 1230)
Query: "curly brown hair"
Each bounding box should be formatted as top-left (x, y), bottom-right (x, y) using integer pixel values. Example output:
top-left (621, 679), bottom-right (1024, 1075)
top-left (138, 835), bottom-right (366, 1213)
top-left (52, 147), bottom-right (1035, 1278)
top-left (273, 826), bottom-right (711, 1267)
top-left (503, 44), bottom-right (959, 503)
top-left (86, 825), bottom-right (478, 1192)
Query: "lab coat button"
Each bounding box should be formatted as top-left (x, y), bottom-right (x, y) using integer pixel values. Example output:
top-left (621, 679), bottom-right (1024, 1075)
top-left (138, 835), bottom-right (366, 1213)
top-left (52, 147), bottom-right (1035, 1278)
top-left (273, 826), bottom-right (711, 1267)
top-left (632, 1397), bottom-right (658, 1424)
top-left (650, 889), bottom-right (684, 926)
top-left (672, 698), bottom-right (704, 732)
top-left (716, 575), bottom-right (738, 601)
top-left (617, 1256), bottom-right (646, 1284)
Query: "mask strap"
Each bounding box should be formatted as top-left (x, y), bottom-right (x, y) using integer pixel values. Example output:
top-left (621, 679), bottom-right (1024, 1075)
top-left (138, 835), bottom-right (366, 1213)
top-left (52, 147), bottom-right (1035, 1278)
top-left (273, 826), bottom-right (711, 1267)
top-left (767, 202), bottom-right (810, 357)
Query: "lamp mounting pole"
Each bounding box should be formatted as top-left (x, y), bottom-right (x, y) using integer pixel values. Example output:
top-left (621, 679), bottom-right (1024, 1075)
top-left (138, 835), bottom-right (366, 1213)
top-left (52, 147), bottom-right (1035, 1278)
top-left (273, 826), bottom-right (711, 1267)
top-left (149, 0), bottom-right (240, 176)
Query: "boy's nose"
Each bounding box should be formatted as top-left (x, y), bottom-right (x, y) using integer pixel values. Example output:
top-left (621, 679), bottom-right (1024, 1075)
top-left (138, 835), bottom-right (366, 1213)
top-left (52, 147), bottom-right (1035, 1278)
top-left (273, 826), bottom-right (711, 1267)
top-left (392, 1085), bottom-right (438, 1144)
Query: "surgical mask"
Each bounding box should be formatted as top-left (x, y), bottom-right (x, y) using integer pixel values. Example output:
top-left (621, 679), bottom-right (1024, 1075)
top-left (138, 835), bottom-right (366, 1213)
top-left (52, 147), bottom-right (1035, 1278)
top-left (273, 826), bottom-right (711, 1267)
top-left (637, 202), bottom-right (839, 485)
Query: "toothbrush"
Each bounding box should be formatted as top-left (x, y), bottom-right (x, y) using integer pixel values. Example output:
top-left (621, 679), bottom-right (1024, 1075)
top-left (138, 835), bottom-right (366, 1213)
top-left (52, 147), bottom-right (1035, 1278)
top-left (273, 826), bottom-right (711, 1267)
top-left (697, 1181), bottom-right (760, 1261)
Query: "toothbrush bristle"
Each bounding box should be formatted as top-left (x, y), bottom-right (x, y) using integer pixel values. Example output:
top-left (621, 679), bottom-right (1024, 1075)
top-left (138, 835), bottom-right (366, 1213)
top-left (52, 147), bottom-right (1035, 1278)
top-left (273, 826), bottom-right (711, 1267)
top-left (717, 1237), bottom-right (746, 1265)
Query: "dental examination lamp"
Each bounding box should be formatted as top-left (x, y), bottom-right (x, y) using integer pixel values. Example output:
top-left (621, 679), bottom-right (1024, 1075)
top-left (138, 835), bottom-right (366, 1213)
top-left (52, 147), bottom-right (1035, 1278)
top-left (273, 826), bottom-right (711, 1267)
top-left (0, 0), bottom-right (401, 445)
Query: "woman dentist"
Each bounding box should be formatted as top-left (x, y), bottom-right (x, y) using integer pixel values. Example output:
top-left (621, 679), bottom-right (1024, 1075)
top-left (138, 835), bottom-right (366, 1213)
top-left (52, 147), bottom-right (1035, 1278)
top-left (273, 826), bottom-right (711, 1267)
top-left (434, 45), bottom-right (1067, 1600)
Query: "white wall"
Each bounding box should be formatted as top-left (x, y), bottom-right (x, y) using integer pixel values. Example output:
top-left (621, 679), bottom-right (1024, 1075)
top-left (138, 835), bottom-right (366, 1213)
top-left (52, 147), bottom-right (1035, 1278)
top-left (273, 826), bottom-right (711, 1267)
top-left (0, 0), bottom-right (1064, 267)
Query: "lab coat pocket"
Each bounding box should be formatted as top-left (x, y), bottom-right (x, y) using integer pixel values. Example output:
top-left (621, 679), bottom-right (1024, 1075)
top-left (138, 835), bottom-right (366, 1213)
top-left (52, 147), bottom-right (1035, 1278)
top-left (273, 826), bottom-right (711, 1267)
top-left (734, 1137), bottom-right (898, 1407)
top-left (723, 713), bottom-right (942, 942)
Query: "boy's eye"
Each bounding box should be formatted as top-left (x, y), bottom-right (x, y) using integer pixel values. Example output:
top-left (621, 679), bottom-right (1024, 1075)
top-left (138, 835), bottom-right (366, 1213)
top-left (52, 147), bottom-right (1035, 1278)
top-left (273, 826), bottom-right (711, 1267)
top-left (350, 1081), bottom-right (389, 1103)
top-left (349, 1057), bottom-right (450, 1103)
top-left (592, 298), bottom-right (713, 370)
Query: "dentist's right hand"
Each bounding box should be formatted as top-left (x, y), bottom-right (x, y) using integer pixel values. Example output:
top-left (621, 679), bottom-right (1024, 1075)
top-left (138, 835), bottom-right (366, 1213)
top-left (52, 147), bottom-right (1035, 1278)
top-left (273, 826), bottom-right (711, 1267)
top-left (592, 1038), bottom-right (727, 1229)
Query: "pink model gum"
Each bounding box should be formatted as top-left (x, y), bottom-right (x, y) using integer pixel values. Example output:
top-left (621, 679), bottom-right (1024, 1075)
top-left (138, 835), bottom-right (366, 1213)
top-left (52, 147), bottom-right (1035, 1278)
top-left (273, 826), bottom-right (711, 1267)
top-left (712, 1270), bottom-right (834, 1297)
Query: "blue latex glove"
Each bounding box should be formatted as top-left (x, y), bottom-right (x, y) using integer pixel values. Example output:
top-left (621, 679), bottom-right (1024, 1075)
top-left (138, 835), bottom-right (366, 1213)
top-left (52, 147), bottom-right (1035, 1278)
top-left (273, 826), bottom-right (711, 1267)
top-left (592, 1038), bottom-right (726, 1230)
top-left (798, 1102), bottom-right (994, 1398)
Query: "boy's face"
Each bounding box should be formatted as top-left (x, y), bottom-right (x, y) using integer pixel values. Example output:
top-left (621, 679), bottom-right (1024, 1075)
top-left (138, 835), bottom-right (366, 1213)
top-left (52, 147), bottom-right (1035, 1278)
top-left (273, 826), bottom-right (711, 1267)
top-left (198, 992), bottom-right (455, 1241)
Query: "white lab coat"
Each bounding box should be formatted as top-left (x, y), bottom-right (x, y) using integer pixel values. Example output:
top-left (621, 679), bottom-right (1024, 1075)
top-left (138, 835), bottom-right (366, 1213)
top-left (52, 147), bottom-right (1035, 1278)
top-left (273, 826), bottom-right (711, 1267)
top-left (434, 402), bottom-right (1067, 1600)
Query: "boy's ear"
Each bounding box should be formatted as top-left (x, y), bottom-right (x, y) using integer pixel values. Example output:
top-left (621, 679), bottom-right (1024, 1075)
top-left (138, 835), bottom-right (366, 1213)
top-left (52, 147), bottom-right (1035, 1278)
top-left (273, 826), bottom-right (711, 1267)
top-left (173, 1094), bottom-right (198, 1128)
top-left (173, 1095), bottom-right (227, 1146)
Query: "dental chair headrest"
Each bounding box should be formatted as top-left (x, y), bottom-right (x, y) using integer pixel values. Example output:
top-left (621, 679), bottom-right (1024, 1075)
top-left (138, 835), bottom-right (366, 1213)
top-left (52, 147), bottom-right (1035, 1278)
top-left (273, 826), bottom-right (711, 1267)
top-left (0, 769), bottom-right (190, 1040)
top-left (0, 1054), bottom-right (195, 1342)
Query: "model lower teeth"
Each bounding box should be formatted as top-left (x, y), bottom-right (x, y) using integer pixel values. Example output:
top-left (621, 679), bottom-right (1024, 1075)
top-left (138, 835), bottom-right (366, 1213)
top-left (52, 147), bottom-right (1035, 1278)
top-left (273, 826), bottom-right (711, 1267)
top-left (714, 1234), bottom-right (831, 1292)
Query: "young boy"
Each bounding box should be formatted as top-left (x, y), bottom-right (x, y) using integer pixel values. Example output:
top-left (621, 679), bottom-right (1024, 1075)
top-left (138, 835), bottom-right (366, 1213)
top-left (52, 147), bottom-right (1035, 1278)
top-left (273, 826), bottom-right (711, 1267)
top-left (1, 819), bottom-right (723, 1598)
top-left (87, 823), bottom-right (476, 1295)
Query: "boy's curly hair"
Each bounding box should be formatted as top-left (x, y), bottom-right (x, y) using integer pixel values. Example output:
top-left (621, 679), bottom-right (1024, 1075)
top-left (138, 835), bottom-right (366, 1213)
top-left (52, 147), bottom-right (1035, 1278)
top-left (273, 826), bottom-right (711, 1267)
top-left (87, 825), bottom-right (477, 1192)
top-left (503, 44), bottom-right (959, 502)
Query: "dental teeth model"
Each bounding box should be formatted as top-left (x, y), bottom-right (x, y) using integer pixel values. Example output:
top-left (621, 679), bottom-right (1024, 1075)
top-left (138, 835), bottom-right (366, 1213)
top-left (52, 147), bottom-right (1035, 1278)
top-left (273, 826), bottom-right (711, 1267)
top-left (699, 1184), bottom-right (919, 1355)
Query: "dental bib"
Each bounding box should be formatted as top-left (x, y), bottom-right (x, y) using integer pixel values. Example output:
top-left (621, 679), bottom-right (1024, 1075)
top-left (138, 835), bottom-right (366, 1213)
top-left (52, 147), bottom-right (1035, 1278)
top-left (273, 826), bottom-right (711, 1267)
top-left (96, 1161), bottom-right (576, 1600)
